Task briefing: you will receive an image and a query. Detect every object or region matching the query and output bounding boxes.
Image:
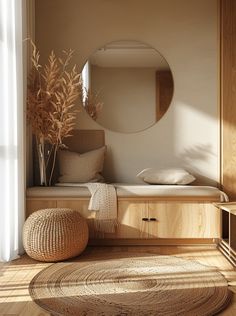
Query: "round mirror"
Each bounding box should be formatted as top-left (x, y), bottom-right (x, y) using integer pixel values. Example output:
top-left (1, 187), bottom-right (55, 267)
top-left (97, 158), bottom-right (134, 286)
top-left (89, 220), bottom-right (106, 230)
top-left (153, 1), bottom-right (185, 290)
top-left (81, 40), bottom-right (174, 133)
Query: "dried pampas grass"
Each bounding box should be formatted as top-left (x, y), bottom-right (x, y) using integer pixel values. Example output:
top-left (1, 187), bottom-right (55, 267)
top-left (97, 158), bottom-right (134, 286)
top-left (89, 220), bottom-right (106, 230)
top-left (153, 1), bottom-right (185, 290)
top-left (27, 41), bottom-right (81, 185)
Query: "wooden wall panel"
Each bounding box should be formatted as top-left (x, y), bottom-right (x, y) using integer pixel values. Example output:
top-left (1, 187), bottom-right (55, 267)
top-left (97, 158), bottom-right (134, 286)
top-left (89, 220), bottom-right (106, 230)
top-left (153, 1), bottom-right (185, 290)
top-left (155, 70), bottom-right (174, 120)
top-left (221, 0), bottom-right (236, 199)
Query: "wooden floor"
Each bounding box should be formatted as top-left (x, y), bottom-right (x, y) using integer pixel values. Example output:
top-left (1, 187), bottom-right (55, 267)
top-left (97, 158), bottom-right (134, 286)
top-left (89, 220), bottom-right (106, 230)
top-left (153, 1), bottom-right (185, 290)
top-left (0, 245), bottom-right (236, 315)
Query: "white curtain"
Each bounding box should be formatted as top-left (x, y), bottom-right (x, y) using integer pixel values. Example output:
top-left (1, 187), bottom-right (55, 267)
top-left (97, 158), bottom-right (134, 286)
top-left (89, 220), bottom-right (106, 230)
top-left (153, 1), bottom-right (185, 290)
top-left (0, 0), bottom-right (26, 262)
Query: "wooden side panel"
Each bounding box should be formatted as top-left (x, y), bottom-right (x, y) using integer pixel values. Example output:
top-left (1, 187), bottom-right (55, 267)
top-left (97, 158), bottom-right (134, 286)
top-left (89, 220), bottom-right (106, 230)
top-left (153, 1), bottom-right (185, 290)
top-left (26, 199), bottom-right (220, 241)
top-left (148, 203), bottom-right (220, 238)
top-left (56, 199), bottom-right (93, 218)
top-left (26, 200), bottom-right (57, 217)
top-left (114, 201), bottom-right (149, 239)
top-left (89, 238), bottom-right (216, 246)
top-left (221, 0), bottom-right (236, 199)
top-left (148, 202), bottom-right (165, 238)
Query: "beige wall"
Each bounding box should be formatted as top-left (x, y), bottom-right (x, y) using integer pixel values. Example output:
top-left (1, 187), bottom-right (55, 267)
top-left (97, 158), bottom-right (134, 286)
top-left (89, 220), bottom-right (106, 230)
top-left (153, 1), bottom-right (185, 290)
top-left (35, 0), bottom-right (219, 185)
top-left (92, 66), bottom-right (156, 133)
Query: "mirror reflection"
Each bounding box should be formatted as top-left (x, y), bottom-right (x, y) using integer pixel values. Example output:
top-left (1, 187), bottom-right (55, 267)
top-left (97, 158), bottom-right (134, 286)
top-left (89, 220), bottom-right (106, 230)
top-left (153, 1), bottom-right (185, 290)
top-left (81, 40), bottom-right (174, 133)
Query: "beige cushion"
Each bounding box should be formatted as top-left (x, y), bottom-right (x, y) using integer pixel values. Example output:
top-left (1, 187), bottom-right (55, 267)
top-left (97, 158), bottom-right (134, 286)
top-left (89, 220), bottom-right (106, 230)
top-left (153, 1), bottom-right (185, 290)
top-left (58, 146), bottom-right (106, 183)
top-left (27, 184), bottom-right (228, 201)
top-left (137, 168), bottom-right (196, 185)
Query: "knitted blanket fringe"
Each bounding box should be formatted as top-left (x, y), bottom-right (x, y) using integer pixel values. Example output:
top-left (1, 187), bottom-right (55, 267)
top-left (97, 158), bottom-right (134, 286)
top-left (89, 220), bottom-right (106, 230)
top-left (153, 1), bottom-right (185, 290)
top-left (84, 183), bottom-right (118, 233)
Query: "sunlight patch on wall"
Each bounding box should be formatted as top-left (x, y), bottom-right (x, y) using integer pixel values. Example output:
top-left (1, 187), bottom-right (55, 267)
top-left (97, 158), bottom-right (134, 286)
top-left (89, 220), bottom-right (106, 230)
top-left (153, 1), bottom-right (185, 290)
top-left (173, 101), bottom-right (219, 184)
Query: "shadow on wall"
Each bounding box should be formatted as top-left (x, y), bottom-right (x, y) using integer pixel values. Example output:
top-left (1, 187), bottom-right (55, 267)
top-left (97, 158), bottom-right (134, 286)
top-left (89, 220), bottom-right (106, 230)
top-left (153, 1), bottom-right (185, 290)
top-left (176, 143), bottom-right (218, 186)
top-left (102, 136), bottom-right (218, 186)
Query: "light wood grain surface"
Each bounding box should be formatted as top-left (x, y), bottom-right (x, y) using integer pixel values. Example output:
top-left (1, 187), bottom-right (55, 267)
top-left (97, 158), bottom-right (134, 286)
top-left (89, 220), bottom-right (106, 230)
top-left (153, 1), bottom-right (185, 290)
top-left (221, 0), bottom-right (236, 199)
top-left (27, 198), bottom-right (221, 242)
top-left (0, 246), bottom-right (236, 315)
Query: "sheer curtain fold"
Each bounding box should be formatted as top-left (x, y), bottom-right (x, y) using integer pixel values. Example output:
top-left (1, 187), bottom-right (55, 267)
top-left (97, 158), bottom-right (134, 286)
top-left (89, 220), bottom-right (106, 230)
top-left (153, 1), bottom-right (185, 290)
top-left (0, 0), bottom-right (26, 262)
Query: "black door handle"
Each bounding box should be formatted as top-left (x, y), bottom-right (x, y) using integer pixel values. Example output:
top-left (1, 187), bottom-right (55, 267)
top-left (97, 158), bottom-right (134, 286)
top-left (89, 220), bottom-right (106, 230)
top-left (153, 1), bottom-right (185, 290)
top-left (142, 217), bottom-right (158, 222)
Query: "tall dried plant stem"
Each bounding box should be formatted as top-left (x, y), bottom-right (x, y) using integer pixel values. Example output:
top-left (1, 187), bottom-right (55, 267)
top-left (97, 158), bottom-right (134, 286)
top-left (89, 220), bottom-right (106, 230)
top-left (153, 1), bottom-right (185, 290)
top-left (48, 143), bottom-right (59, 186)
top-left (36, 136), bottom-right (47, 186)
top-left (45, 146), bottom-right (54, 169)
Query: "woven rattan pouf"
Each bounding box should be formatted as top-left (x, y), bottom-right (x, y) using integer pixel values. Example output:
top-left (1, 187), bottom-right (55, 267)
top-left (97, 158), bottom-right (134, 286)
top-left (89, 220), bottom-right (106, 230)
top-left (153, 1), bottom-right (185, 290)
top-left (23, 208), bottom-right (89, 262)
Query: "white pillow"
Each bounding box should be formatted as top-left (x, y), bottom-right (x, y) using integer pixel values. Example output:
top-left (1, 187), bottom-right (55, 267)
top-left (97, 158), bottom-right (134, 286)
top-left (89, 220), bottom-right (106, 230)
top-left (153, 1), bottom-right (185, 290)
top-left (58, 146), bottom-right (106, 183)
top-left (137, 168), bottom-right (196, 185)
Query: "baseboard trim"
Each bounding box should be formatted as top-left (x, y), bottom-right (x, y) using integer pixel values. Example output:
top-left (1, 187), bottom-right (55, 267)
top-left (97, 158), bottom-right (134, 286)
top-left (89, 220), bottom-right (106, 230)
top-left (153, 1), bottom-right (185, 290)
top-left (88, 238), bottom-right (218, 246)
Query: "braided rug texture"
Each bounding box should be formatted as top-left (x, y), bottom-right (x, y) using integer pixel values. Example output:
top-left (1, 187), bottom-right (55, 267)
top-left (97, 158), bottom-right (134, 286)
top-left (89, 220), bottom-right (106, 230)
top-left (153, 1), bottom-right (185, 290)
top-left (29, 254), bottom-right (231, 316)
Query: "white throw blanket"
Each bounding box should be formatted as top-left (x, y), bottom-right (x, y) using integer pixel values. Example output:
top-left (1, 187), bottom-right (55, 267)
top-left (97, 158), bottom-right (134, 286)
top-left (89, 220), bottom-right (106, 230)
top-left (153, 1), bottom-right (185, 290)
top-left (85, 183), bottom-right (118, 233)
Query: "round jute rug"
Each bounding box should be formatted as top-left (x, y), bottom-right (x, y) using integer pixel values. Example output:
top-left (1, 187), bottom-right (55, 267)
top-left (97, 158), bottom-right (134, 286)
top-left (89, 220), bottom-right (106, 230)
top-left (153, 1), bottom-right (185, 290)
top-left (29, 254), bottom-right (231, 316)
